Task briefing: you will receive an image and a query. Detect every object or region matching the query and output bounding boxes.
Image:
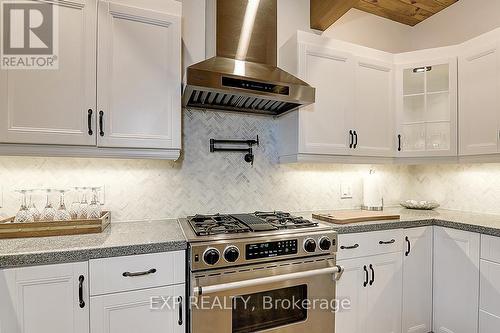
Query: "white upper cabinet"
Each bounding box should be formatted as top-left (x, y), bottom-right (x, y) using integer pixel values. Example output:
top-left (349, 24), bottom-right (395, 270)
top-left (0, 0), bottom-right (182, 159)
top-left (278, 36), bottom-right (355, 160)
top-left (353, 58), bottom-right (394, 157)
top-left (0, 0), bottom-right (97, 146)
top-left (459, 36), bottom-right (500, 156)
top-left (97, 0), bottom-right (181, 150)
top-left (295, 44), bottom-right (354, 156)
top-left (300, 44), bottom-right (355, 156)
top-left (0, 262), bottom-right (89, 333)
top-left (395, 50), bottom-right (458, 157)
top-left (278, 32), bottom-right (394, 163)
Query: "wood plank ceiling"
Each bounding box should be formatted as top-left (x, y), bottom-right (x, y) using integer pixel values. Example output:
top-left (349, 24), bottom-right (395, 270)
top-left (311, 0), bottom-right (459, 31)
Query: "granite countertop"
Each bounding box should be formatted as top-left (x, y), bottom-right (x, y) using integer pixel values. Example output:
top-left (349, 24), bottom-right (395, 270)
top-left (4, 208), bottom-right (500, 269)
top-left (0, 220), bottom-right (187, 268)
top-left (301, 208), bottom-right (500, 237)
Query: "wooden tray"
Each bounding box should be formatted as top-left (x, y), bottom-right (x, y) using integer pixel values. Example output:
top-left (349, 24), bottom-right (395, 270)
top-left (0, 211), bottom-right (111, 239)
top-left (312, 210), bottom-right (400, 224)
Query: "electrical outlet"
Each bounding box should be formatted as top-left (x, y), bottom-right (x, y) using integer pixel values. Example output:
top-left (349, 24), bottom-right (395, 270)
top-left (340, 182), bottom-right (353, 199)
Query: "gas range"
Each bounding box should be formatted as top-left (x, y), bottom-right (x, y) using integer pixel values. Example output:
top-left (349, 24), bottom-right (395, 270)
top-left (179, 211), bottom-right (337, 271)
top-left (180, 211), bottom-right (342, 333)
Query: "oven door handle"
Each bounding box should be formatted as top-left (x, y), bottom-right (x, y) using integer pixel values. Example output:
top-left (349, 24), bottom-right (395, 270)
top-left (194, 265), bottom-right (344, 296)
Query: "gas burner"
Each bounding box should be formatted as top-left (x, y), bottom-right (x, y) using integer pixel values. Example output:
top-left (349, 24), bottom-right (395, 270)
top-left (188, 211), bottom-right (319, 236)
top-left (189, 214), bottom-right (251, 236)
top-left (254, 211), bottom-right (318, 229)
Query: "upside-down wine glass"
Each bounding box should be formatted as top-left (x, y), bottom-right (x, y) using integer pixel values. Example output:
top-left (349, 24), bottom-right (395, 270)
top-left (14, 190), bottom-right (34, 223)
top-left (55, 189), bottom-right (71, 221)
top-left (41, 189), bottom-right (57, 221)
top-left (87, 187), bottom-right (102, 219)
top-left (69, 187), bottom-right (81, 219)
top-left (78, 187), bottom-right (89, 219)
top-left (27, 190), bottom-right (41, 221)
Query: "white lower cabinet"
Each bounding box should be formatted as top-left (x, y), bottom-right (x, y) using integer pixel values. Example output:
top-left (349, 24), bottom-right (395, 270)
top-left (402, 227), bottom-right (433, 333)
top-left (365, 252), bottom-right (403, 333)
top-left (433, 226), bottom-right (480, 333)
top-left (0, 251), bottom-right (186, 333)
top-left (479, 235), bottom-right (500, 333)
top-left (89, 251), bottom-right (186, 333)
top-left (90, 284), bottom-right (185, 333)
top-left (0, 262), bottom-right (89, 333)
top-left (336, 234), bottom-right (402, 333)
top-left (335, 257), bottom-right (369, 333)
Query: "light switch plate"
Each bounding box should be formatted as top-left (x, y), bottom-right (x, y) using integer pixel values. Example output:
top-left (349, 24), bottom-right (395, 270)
top-left (340, 182), bottom-right (353, 199)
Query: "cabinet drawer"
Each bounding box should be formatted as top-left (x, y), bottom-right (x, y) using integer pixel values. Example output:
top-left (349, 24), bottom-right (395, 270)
top-left (480, 259), bottom-right (500, 317)
top-left (481, 235), bottom-right (500, 263)
top-left (479, 310), bottom-right (500, 333)
top-left (338, 229), bottom-right (403, 260)
top-left (90, 251), bottom-right (185, 296)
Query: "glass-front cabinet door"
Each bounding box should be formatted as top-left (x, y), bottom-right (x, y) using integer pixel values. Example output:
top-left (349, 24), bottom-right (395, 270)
top-left (395, 58), bottom-right (458, 157)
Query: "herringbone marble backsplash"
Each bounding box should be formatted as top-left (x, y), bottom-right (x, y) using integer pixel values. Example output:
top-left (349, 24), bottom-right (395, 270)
top-left (0, 110), bottom-right (412, 221)
top-left (408, 163), bottom-right (500, 215)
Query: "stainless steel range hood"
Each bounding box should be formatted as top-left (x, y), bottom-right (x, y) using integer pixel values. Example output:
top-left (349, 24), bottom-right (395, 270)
top-left (183, 0), bottom-right (315, 116)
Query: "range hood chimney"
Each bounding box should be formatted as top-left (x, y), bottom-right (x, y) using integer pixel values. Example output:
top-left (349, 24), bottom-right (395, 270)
top-left (183, 0), bottom-right (315, 116)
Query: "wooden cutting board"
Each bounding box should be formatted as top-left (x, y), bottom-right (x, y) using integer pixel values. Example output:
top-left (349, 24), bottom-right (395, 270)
top-left (312, 210), bottom-right (400, 224)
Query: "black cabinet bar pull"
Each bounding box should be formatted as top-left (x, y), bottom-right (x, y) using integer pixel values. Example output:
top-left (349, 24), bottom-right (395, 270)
top-left (363, 265), bottom-right (368, 287)
top-left (99, 111), bottom-right (104, 137)
top-left (369, 264), bottom-right (375, 286)
top-left (398, 134), bottom-right (402, 152)
top-left (349, 130), bottom-right (354, 149)
top-left (379, 239), bottom-right (396, 245)
top-left (87, 109), bottom-right (93, 136)
top-left (178, 296), bottom-right (183, 326)
top-left (405, 236), bottom-right (411, 256)
top-left (353, 131), bottom-right (358, 149)
top-left (78, 275), bottom-right (85, 308)
top-left (340, 244), bottom-right (359, 250)
top-left (122, 268), bottom-right (157, 277)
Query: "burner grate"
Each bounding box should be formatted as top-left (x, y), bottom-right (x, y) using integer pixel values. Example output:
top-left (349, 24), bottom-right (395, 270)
top-left (189, 214), bottom-right (251, 236)
top-left (188, 211), bottom-right (318, 236)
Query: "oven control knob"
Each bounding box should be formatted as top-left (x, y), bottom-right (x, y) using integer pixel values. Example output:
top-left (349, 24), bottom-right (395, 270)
top-left (304, 239), bottom-right (317, 253)
top-left (203, 248), bottom-right (220, 265)
top-left (224, 246), bottom-right (240, 263)
top-left (319, 237), bottom-right (332, 251)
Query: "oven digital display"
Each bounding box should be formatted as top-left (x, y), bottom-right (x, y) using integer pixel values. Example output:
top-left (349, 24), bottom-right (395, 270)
top-left (246, 239), bottom-right (298, 260)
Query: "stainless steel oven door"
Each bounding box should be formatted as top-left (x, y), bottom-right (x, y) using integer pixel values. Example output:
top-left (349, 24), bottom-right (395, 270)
top-left (190, 256), bottom-right (342, 333)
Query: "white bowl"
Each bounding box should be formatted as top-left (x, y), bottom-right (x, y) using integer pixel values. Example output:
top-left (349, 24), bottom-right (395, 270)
top-left (400, 200), bottom-right (440, 210)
